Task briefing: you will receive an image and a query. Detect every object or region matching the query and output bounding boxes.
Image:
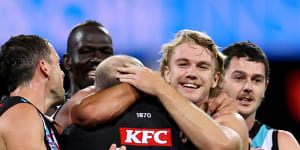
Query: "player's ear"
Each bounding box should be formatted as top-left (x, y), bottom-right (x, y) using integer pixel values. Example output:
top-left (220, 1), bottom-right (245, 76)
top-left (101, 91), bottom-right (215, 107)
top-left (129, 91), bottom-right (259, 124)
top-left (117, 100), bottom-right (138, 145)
top-left (38, 59), bottom-right (50, 78)
top-left (63, 54), bottom-right (71, 71)
top-left (265, 80), bottom-right (269, 90)
top-left (164, 66), bottom-right (171, 83)
top-left (211, 71), bottom-right (220, 88)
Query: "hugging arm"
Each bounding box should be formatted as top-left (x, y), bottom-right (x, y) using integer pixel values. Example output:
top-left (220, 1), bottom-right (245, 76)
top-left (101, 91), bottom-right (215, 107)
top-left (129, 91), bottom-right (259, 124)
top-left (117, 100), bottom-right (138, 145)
top-left (71, 83), bottom-right (142, 128)
top-left (116, 64), bottom-right (249, 150)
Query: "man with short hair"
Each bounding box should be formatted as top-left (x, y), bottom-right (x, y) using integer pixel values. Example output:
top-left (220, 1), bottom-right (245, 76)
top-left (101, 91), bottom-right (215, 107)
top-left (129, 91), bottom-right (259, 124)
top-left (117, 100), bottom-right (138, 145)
top-left (54, 55), bottom-right (142, 131)
top-left (47, 20), bottom-right (113, 116)
top-left (59, 55), bottom-right (191, 150)
top-left (0, 35), bottom-right (65, 150)
top-left (115, 29), bottom-right (249, 150)
top-left (221, 41), bottom-right (300, 150)
top-left (63, 20), bottom-right (113, 99)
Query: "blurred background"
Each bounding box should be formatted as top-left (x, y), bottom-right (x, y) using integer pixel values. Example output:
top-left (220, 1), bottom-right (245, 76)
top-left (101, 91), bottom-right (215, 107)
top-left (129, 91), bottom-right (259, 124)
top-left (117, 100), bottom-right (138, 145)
top-left (1, 0), bottom-right (300, 142)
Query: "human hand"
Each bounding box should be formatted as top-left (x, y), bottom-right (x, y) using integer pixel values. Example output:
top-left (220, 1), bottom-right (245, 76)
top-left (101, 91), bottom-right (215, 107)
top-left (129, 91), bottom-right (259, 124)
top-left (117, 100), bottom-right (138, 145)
top-left (109, 144), bottom-right (126, 150)
top-left (116, 63), bottom-right (165, 96)
top-left (205, 93), bottom-right (238, 118)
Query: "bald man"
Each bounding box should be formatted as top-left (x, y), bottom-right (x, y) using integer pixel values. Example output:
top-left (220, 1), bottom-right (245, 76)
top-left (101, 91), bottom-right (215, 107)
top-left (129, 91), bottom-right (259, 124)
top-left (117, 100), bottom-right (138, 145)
top-left (57, 55), bottom-right (192, 150)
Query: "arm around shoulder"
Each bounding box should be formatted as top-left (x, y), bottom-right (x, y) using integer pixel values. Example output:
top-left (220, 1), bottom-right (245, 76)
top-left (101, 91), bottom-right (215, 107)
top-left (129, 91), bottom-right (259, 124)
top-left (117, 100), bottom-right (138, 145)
top-left (71, 83), bottom-right (141, 128)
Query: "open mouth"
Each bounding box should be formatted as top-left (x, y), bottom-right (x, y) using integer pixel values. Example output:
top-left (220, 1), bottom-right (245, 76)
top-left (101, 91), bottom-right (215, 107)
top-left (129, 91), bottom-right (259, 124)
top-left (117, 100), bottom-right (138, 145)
top-left (238, 97), bottom-right (252, 102)
top-left (87, 70), bottom-right (96, 78)
top-left (237, 96), bottom-right (253, 105)
top-left (180, 83), bottom-right (200, 89)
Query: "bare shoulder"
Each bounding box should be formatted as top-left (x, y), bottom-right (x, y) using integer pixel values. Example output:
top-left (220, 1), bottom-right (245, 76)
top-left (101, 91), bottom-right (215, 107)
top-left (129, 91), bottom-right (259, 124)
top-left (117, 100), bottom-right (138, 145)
top-left (0, 103), bottom-right (46, 149)
top-left (71, 85), bottom-right (96, 104)
top-left (1, 103), bottom-right (43, 131)
top-left (215, 112), bottom-right (247, 131)
top-left (277, 130), bottom-right (300, 149)
top-left (215, 113), bottom-right (249, 150)
top-left (0, 115), bottom-right (7, 149)
top-left (1, 103), bottom-right (42, 126)
top-left (81, 85), bottom-right (96, 93)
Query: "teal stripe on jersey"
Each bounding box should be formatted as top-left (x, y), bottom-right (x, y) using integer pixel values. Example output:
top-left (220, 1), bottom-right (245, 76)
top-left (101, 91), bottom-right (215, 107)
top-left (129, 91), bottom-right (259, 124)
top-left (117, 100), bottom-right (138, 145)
top-left (252, 125), bottom-right (269, 148)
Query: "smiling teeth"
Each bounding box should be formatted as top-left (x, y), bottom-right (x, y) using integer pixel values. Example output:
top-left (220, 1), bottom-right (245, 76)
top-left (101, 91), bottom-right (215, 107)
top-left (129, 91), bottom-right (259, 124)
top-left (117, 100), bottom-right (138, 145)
top-left (238, 98), bottom-right (252, 101)
top-left (88, 70), bottom-right (96, 77)
top-left (183, 83), bottom-right (198, 88)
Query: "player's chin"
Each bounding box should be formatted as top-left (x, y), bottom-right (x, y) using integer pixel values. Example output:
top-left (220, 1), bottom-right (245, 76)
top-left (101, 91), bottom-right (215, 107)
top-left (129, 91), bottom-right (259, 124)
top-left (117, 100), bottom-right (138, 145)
top-left (182, 94), bottom-right (201, 104)
top-left (238, 107), bottom-right (254, 116)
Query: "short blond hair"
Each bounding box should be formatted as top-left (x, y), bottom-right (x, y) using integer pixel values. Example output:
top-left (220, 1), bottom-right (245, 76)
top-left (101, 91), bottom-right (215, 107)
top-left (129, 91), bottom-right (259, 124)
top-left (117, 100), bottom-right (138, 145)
top-left (159, 29), bottom-right (224, 97)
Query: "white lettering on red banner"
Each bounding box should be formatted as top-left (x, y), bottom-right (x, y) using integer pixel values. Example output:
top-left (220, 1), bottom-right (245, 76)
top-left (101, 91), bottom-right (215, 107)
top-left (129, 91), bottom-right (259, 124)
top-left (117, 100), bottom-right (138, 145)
top-left (119, 128), bottom-right (172, 146)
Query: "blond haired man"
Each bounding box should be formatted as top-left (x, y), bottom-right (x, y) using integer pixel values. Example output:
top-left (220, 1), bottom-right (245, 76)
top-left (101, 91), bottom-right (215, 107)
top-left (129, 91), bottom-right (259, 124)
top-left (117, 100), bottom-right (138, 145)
top-left (69, 29), bottom-right (249, 150)
top-left (116, 29), bottom-right (249, 150)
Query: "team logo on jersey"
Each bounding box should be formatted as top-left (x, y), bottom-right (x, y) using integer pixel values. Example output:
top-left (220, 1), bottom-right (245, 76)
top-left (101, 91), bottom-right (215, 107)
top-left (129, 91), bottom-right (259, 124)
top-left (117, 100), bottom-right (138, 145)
top-left (119, 128), bottom-right (172, 146)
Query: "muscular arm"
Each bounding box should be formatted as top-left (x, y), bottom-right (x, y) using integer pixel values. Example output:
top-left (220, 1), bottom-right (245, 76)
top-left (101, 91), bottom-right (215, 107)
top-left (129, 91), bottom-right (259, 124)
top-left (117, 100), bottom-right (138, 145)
top-left (154, 82), bottom-right (248, 150)
top-left (277, 130), bottom-right (300, 150)
top-left (116, 64), bottom-right (249, 150)
top-left (54, 86), bottom-right (96, 133)
top-left (1, 104), bottom-right (47, 150)
top-left (71, 83), bottom-right (141, 128)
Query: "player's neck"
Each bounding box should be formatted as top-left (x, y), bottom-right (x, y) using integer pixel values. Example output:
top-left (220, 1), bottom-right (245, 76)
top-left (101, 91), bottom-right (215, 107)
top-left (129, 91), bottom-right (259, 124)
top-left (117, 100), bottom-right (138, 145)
top-left (244, 112), bottom-right (256, 131)
top-left (68, 80), bottom-right (81, 98)
top-left (10, 81), bottom-right (47, 113)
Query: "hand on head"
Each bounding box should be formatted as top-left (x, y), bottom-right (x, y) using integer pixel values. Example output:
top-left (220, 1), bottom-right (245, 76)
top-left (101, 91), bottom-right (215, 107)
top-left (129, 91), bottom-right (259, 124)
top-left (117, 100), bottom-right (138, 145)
top-left (116, 63), bottom-right (164, 96)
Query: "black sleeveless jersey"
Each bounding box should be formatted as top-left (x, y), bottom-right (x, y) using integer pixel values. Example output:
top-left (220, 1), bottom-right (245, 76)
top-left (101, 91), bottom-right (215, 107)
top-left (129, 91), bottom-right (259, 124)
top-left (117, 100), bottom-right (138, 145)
top-left (60, 96), bottom-right (197, 150)
top-left (249, 120), bottom-right (278, 150)
top-left (0, 96), bottom-right (60, 150)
